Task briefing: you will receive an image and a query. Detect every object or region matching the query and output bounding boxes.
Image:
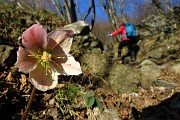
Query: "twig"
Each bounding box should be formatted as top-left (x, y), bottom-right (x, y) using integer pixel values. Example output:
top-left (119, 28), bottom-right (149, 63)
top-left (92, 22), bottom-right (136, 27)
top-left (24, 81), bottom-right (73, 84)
top-left (21, 87), bottom-right (37, 120)
top-left (17, 2), bottom-right (24, 10)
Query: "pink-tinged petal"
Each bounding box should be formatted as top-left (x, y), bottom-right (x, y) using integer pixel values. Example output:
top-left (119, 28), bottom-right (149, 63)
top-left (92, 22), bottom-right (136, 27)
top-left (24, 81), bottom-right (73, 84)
top-left (50, 61), bottom-right (64, 75)
top-left (61, 55), bottom-right (82, 75)
top-left (46, 37), bottom-right (57, 50)
top-left (47, 38), bottom-right (68, 64)
top-left (47, 29), bottom-right (74, 53)
top-left (22, 24), bottom-right (47, 53)
top-left (29, 63), bottom-right (58, 91)
top-left (15, 47), bottom-right (37, 73)
top-left (47, 38), bottom-right (67, 61)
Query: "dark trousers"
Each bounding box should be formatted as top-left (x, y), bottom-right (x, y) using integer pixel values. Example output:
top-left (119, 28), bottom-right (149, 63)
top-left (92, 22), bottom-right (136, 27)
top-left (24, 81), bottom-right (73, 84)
top-left (118, 40), bottom-right (136, 61)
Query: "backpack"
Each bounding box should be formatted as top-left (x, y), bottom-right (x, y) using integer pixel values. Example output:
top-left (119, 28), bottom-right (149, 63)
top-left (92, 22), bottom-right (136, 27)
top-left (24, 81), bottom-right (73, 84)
top-left (124, 23), bottom-right (137, 38)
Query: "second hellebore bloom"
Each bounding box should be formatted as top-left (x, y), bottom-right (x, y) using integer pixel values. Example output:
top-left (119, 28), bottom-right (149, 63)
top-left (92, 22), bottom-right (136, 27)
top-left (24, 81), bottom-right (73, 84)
top-left (15, 24), bottom-right (82, 91)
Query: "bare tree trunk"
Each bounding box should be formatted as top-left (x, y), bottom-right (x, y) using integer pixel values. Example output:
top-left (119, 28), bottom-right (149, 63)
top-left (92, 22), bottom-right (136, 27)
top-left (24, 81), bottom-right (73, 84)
top-left (62, 0), bottom-right (71, 23)
top-left (100, 0), bottom-right (116, 29)
top-left (109, 0), bottom-right (119, 29)
top-left (83, 0), bottom-right (96, 30)
top-left (100, 0), bottom-right (126, 29)
top-left (90, 0), bottom-right (95, 30)
top-left (67, 0), bottom-right (77, 23)
top-left (116, 0), bottom-right (127, 23)
top-left (12, 0), bottom-right (96, 27)
top-left (61, 0), bottom-right (77, 23)
top-left (50, 0), bottom-right (95, 26)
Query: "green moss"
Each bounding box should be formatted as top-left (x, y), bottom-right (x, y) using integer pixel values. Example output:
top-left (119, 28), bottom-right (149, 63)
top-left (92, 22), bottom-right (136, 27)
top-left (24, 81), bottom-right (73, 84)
top-left (167, 48), bottom-right (176, 54)
top-left (0, 2), bottom-right (67, 46)
top-left (55, 84), bottom-right (82, 114)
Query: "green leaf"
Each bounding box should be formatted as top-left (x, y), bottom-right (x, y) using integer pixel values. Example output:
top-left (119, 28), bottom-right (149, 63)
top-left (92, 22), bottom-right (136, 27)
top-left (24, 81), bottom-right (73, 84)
top-left (59, 107), bottom-right (64, 114)
top-left (95, 98), bottom-right (103, 110)
top-left (86, 97), bottom-right (95, 108)
top-left (83, 94), bottom-right (94, 99)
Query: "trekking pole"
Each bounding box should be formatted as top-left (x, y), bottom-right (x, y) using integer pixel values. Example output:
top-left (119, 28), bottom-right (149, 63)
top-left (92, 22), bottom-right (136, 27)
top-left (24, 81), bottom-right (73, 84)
top-left (106, 32), bottom-right (114, 54)
top-left (107, 32), bottom-right (113, 47)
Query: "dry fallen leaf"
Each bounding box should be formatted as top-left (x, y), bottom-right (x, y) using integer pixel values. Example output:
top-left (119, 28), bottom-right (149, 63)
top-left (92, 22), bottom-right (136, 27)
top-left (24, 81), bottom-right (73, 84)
top-left (19, 74), bottom-right (27, 91)
top-left (5, 72), bottom-right (13, 82)
top-left (56, 83), bottom-right (65, 88)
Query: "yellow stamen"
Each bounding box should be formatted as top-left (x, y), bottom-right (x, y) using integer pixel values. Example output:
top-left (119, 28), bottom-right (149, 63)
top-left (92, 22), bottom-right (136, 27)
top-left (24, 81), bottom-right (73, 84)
top-left (38, 51), bottom-right (52, 75)
top-left (41, 51), bottom-right (52, 61)
top-left (57, 56), bottom-right (65, 59)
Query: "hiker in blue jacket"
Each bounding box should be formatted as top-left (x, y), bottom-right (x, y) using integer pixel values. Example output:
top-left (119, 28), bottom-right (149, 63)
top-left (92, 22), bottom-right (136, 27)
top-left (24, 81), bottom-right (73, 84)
top-left (108, 23), bottom-right (137, 63)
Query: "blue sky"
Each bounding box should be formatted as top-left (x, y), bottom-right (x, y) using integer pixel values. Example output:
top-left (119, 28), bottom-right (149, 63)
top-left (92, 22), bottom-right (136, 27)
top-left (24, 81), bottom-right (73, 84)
top-left (77, 0), bottom-right (180, 22)
top-left (76, 0), bottom-right (149, 21)
top-left (77, 0), bottom-right (108, 21)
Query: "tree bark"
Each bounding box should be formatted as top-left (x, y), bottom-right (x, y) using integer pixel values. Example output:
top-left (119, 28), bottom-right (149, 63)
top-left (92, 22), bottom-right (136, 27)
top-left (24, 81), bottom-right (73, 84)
top-left (90, 0), bottom-right (95, 30)
top-left (61, 0), bottom-right (77, 23)
top-left (83, 0), bottom-right (96, 30)
top-left (67, 0), bottom-right (77, 23)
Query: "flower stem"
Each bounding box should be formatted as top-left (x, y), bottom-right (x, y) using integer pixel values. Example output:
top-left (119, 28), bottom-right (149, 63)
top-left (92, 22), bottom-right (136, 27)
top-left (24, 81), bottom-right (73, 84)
top-left (21, 87), bottom-right (37, 120)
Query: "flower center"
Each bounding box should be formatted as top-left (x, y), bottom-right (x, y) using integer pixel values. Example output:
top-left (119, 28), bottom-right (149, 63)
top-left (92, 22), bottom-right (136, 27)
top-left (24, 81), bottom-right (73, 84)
top-left (40, 51), bottom-right (52, 68)
top-left (41, 51), bottom-right (51, 61)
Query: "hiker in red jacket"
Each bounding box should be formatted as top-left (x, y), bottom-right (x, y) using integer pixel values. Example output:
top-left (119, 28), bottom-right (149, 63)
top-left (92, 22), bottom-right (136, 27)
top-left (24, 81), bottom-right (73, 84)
top-left (108, 23), bottom-right (137, 63)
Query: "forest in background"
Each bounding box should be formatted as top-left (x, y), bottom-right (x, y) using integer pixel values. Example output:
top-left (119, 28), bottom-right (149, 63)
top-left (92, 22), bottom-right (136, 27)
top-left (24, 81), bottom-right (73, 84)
top-left (2, 0), bottom-right (180, 25)
top-left (1, 0), bottom-right (180, 62)
top-left (2, 0), bottom-right (180, 47)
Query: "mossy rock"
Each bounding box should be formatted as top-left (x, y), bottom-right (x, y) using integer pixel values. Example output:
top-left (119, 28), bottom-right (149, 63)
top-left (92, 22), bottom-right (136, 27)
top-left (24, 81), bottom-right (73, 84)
top-left (107, 63), bottom-right (152, 93)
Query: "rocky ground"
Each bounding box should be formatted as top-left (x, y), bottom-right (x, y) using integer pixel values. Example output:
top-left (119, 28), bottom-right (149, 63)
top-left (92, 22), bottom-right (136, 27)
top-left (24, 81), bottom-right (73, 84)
top-left (0, 64), bottom-right (180, 120)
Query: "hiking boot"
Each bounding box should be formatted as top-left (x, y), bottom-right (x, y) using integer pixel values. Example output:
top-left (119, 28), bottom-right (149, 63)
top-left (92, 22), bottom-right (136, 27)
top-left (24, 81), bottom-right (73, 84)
top-left (114, 57), bottom-right (124, 64)
top-left (131, 58), bottom-right (136, 62)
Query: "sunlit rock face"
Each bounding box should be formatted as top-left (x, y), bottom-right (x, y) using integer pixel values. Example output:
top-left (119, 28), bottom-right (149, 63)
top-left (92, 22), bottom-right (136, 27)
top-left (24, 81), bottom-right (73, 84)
top-left (0, 45), bottom-right (16, 70)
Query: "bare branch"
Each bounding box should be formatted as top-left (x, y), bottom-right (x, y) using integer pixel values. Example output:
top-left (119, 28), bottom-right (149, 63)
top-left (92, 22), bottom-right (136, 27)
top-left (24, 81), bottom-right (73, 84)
top-left (16, 1), bottom-right (24, 10)
top-left (83, 3), bottom-right (92, 20)
top-left (90, 0), bottom-right (95, 30)
top-left (51, 0), bottom-right (65, 20)
top-left (75, 0), bottom-right (83, 20)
